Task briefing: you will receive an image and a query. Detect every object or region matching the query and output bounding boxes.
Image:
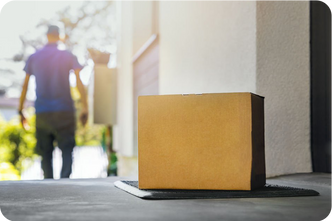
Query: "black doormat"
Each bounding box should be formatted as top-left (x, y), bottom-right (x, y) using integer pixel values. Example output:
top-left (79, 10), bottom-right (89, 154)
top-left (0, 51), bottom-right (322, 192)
top-left (114, 181), bottom-right (319, 200)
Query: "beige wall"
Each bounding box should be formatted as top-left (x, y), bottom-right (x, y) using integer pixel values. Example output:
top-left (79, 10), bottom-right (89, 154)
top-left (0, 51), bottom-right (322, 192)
top-left (159, 1), bottom-right (312, 177)
top-left (256, 1), bottom-right (312, 176)
top-left (159, 1), bottom-right (257, 94)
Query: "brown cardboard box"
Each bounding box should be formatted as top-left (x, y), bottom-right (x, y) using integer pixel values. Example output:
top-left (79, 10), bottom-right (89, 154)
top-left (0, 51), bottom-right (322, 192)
top-left (138, 93), bottom-right (265, 190)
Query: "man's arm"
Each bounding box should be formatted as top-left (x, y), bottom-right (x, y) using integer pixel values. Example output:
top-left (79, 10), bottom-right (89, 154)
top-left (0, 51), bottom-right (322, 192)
top-left (19, 74), bottom-right (30, 129)
top-left (74, 69), bottom-right (88, 126)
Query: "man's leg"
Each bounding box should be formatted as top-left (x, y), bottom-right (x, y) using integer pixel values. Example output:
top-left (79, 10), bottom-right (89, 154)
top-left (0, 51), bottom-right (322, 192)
top-left (55, 111), bottom-right (76, 178)
top-left (42, 148), bottom-right (54, 179)
top-left (58, 136), bottom-right (75, 178)
top-left (36, 128), bottom-right (55, 179)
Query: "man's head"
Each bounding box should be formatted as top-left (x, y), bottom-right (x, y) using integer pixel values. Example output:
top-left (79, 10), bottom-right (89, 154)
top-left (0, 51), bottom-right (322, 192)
top-left (46, 25), bottom-right (60, 43)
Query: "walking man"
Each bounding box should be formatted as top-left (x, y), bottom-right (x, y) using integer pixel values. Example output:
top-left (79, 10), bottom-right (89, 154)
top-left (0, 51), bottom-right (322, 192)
top-left (18, 25), bottom-right (88, 179)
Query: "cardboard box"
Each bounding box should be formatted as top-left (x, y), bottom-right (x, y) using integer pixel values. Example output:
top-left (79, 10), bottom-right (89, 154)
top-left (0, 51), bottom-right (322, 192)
top-left (138, 93), bottom-right (266, 190)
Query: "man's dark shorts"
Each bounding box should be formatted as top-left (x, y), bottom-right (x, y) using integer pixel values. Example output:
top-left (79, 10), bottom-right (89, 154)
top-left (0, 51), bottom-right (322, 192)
top-left (35, 111), bottom-right (76, 155)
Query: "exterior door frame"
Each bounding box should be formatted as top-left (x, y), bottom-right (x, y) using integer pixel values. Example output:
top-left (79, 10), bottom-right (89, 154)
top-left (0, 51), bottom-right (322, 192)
top-left (310, 1), bottom-right (331, 172)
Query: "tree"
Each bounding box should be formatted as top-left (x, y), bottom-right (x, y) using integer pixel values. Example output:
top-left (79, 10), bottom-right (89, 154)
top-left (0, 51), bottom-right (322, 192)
top-left (2, 1), bottom-right (116, 101)
top-left (14, 1), bottom-right (116, 65)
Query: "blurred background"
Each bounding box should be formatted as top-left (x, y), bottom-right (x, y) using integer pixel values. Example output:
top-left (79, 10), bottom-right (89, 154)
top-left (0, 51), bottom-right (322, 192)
top-left (0, 1), bottom-right (116, 180)
top-left (0, 1), bottom-right (330, 180)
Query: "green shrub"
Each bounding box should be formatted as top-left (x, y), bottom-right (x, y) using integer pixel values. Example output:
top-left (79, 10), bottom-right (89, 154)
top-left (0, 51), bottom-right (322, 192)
top-left (0, 113), bottom-right (36, 178)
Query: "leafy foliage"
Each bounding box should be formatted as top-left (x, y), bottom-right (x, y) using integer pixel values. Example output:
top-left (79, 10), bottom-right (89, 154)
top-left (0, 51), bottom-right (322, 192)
top-left (0, 162), bottom-right (20, 181)
top-left (0, 111), bottom-right (36, 178)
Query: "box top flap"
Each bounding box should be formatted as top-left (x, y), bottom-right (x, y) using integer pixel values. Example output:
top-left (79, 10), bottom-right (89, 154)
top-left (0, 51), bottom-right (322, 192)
top-left (139, 92), bottom-right (265, 99)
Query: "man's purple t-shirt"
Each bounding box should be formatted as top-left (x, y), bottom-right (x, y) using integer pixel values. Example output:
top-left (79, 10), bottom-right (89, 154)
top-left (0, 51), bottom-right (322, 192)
top-left (23, 43), bottom-right (83, 113)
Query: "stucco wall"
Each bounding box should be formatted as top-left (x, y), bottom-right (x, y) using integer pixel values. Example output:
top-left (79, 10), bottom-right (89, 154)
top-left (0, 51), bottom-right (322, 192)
top-left (256, 1), bottom-right (312, 176)
top-left (159, 1), bottom-right (312, 177)
top-left (159, 1), bottom-right (257, 94)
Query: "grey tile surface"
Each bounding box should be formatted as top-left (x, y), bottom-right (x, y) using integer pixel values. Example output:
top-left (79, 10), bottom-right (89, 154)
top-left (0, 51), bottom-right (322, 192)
top-left (0, 173), bottom-right (330, 221)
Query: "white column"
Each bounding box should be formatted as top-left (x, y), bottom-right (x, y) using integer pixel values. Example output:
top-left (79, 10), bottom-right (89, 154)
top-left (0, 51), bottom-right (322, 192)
top-left (114, 1), bottom-right (134, 157)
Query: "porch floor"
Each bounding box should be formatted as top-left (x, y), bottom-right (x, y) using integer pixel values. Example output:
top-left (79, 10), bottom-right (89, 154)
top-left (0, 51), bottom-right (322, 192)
top-left (0, 173), bottom-right (330, 221)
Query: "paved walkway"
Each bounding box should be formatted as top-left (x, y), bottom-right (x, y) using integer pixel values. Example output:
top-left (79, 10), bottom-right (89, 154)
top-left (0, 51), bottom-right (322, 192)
top-left (0, 173), bottom-right (330, 221)
top-left (21, 146), bottom-right (108, 180)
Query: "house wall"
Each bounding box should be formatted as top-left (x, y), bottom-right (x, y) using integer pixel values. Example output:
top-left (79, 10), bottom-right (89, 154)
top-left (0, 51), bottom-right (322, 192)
top-left (159, 1), bottom-right (257, 94)
top-left (115, 1), bottom-right (312, 177)
top-left (133, 37), bottom-right (159, 155)
top-left (159, 1), bottom-right (312, 177)
top-left (256, 1), bottom-right (312, 176)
